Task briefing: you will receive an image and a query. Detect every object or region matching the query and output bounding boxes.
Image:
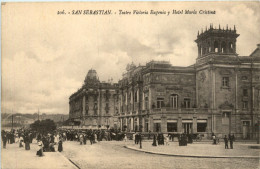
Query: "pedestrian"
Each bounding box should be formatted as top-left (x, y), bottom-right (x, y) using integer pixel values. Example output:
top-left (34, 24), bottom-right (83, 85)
top-left (229, 134), bottom-right (235, 149)
top-left (83, 134), bottom-right (87, 145)
top-left (36, 141), bottom-right (44, 157)
top-left (24, 134), bottom-right (30, 150)
top-left (19, 135), bottom-right (24, 148)
top-left (80, 134), bottom-right (84, 145)
top-left (133, 133), bottom-right (136, 144)
top-left (148, 130), bottom-right (151, 140)
top-left (124, 134), bottom-right (127, 142)
top-left (2, 132), bottom-right (7, 149)
top-left (165, 135), bottom-right (169, 146)
top-left (152, 134), bottom-right (157, 146)
top-left (224, 135), bottom-right (229, 149)
top-left (212, 134), bottom-right (216, 144)
top-left (58, 137), bottom-right (63, 152)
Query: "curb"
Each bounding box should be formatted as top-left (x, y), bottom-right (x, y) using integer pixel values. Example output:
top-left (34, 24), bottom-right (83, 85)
top-left (124, 146), bottom-right (259, 159)
top-left (57, 152), bottom-right (80, 169)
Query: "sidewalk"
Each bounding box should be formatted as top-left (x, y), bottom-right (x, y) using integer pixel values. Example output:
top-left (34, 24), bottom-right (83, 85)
top-left (125, 141), bottom-right (260, 158)
top-left (1, 142), bottom-right (78, 169)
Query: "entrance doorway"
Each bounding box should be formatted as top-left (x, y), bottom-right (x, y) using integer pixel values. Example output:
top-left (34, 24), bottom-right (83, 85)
top-left (183, 123), bottom-right (192, 134)
top-left (242, 121), bottom-right (250, 139)
top-left (222, 112), bottom-right (230, 135)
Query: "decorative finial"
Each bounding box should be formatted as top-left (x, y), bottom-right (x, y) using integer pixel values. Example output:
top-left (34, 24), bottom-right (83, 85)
top-left (198, 30), bottom-right (199, 36)
top-left (201, 28), bottom-right (203, 33)
top-left (206, 26), bottom-right (207, 31)
top-left (234, 25), bottom-right (236, 30)
top-left (219, 24), bottom-right (221, 30)
top-left (226, 24), bottom-right (228, 30)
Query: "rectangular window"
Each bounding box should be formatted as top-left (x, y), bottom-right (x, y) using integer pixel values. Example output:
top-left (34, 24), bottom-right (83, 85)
top-left (156, 98), bottom-right (164, 108)
top-left (243, 89), bottom-right (248, 96)
top-left (222, 77), bottom-right (229, 87)
top-left (145, 97), bottom-right (149, 110)
top-left (197, 122), bottom-right (207, 132)
top-left (154, 123), bottom-right (161, 132)
top-left (222, 112), bottom-right (230, 125)
top-left (184, 98), bottom-right (191, 108)
top-left (134, 91), bottom-right (138, 102)
top-left (167, 123), bottom-right (177, 132)
top-left (243, 101), bottom-right (248, 109)
top-left (171, 94), bottom-right (178, 108)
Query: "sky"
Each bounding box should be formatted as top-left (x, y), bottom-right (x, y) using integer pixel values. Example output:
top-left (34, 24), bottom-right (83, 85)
top-left (2, 2), bottom-right (260, 114)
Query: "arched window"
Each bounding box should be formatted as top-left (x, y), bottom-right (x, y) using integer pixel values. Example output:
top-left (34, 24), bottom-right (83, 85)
top-left (198, 45), bottom-right (202, 57)
top-left (202, 47), bottom-right (206, 55)
top-left (208, 42), bottom-right (211, 53)
top-left (221, 42), bottom-right (226, 53)
top-left (214, 41), bottom-right (219, 52)
top-left (229, 42), bottom-right (233, 53)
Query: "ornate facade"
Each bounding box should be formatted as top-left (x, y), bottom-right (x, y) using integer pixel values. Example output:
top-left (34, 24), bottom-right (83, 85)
top-left (69, 69), bottom-right (119, 129)
top-left (69, 25), bottom-right (260, 139)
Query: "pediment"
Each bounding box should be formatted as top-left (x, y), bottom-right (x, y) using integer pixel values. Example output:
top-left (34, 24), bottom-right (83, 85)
top-left (219, 101), bottom-right (234, 109)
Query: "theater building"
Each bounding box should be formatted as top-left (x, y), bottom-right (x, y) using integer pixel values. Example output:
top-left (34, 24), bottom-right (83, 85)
top-left (69, 25), bottom-right (260, 139)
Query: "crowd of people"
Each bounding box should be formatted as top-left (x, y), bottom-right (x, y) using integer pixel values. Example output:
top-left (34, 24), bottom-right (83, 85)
top-left (2, 127), bottom-right (237, 158)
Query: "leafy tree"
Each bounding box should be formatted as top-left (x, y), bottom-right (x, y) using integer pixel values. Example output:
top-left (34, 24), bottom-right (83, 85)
top-left (30, 119), bottom-right (56, 134)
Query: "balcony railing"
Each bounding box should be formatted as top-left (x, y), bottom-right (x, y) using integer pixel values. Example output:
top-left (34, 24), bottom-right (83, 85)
top-left (150, 107), bottom-right (209, 114)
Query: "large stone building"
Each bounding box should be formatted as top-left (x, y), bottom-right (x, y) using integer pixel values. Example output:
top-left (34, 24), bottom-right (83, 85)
top-left (69, 25), bottom-right (260, 139)
top-left (69, 69), bottom-right (119, 129)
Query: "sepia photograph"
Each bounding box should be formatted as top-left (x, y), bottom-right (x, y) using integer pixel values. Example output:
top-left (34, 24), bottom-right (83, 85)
top-left (1, 1), bottom-right (260, 169)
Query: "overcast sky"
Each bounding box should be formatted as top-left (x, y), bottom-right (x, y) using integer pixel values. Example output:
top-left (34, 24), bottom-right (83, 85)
top-left (2, 2), bottom-right (260, 114)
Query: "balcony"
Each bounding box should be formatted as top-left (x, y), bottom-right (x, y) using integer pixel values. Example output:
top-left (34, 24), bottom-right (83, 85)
top-left (150, 107), bottom-right (209, 114)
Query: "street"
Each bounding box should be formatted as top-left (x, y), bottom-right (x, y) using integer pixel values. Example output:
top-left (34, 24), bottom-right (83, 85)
top-left (61, 141), bottom-right (259, 169)
top-left (1, 140), bottom-right (259, 169)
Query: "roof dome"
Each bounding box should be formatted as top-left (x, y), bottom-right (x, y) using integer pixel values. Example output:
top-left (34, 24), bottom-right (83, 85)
top-left (84, 69), bottom-right (100, 85)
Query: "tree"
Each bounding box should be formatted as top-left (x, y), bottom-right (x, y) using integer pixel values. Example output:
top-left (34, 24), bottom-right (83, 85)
top-left (30, 119), bottom-right (56, 134)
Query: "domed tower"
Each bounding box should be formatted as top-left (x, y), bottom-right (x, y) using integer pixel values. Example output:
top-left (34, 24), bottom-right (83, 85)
top-left (195, 24), bottom-right (240, 60)
top-left (84, 69), bottom-right (100, 86)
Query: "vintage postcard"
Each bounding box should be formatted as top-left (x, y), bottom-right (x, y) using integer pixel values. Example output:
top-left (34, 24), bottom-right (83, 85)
top-left (1, 1), bottom-right (260, 169)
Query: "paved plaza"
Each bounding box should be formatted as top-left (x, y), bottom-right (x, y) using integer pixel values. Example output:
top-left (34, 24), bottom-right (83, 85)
top-left (126, 141), bottom-right (259, 158)
top-left (2, 140), bottom-right (260, 169)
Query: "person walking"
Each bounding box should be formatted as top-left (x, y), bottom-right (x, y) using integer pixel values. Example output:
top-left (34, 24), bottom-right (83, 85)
top-left (2, 132), bottom-right (7, 149)
top-left (36, 141), bottom-right (44, 157)
top-left (152, 134), bottom-right (157, 146)
top-left (229, 134), bottom-right (235, 149)
top-left (83, 134), bottom-right (87, 145)
top-left (58, 137), bottom-right (63, 152)
top-left (19, 135), bottom-right (24, 148)
top-left (165, 135), bottom-right (169, 146)
top-left (124, 134), bottom-right (127, 142)
top-left (224, 135), bottom-right (229, 149)
top-left (24, 134), bottom-right (30, 150)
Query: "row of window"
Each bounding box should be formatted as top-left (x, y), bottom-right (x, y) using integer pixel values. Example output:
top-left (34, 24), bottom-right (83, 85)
top-left (156, 96), bottom-right (191, 109)
top-left (154, 122), bottom-right (207, 133)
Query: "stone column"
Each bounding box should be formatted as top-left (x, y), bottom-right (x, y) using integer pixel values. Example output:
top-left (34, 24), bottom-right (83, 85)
top-left (177, 117), bottom-right (182, 133)
top-left (161, 116), bottom-right (167, 133)
top-left (131, 117), bottom-right (134, 131)
top-left (142, 117), bottom-right (145, 132)
top-left (120, 118), bottom-right (123, 130)
top-left (137, 117), bottom-right (140, 131)
top-left (82, 95), bottom-right (86, 125)
top-left (125, 118), bottom-right (128, 131)
top-left (193, 116), bottom-right (197, 133)
top-left (149, 116), bottom-right (154, 132)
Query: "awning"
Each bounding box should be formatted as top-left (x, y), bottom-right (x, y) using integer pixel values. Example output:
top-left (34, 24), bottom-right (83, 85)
top-left (153, 119), bottom-right (161, 123)
top-left (197, 119), bottom-right (207, 123)
top-left (167, 119), bottom-right (177, 123)
top-left (182, 119), bottom-right (192, 123)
